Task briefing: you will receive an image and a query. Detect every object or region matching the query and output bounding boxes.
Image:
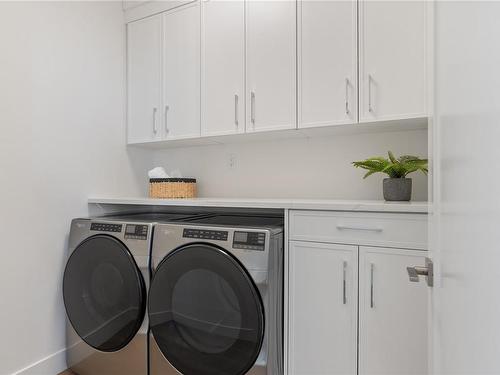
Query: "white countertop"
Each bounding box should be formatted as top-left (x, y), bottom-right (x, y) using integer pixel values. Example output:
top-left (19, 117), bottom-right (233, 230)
top-left (89, 197), bottom-right (428, 213)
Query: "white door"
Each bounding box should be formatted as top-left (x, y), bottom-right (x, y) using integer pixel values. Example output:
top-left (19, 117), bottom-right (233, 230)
top-left (359, 1), bottom-right (427, 122)
top-left (288, 241), bottom-right (357, 375)
top-left (201, 0), bottom-right (245, 137)
top-left (126, 15), bottom-right (162, 144)
top-left (163, 3), bottom-right (200, 140)
top-left (298, 0), bottom-right (357, 128)
top-left (359, 247), bottom-right (428, 375)
top-left (246, 0), bottom-right (296, 133)
top-left (431, 2), bottom-right (500, 374)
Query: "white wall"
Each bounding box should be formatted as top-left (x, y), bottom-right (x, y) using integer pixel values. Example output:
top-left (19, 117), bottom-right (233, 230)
top-left (0, 2), bottom-right (149, 374)
top-left (154, 129), bottom-right (428, 201)
top-left (0, 2), bottom-right (428, 374)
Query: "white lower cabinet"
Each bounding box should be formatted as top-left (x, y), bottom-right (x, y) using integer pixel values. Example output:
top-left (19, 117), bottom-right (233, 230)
top-left (358, 247), bottom-right (428, 375)
top-left (288, 241), bottom-right (357, 375)
top-left (288, 231), bottom-right (428, 375)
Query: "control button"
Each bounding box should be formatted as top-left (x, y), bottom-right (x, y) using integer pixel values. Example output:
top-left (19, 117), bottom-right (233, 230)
top-left (183, 228), bottom-right (228, 241)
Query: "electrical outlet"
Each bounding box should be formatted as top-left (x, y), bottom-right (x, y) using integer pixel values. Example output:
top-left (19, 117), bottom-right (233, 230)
top-left (228, 153), bottom-right (237, 169)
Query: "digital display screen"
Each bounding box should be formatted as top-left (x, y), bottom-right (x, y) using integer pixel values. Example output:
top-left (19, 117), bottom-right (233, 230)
top-left (234, 232), bottom-right (248, 243)
top-left (126, 225), bottom-right (136, 234)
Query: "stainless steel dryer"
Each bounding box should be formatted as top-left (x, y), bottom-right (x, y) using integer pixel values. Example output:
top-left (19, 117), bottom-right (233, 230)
top-left (63, 212), bottom-right (200, 375)
top-left (148, 214), bottom-right (284, 375)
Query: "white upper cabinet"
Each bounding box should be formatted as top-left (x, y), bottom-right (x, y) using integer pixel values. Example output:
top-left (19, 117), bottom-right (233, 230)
top-left (201, 0), bottom-right (245, 137)
top-left (126, 0), bottom-right (429, 145)
top-left (127, 15), bottom-right (162, 144)
top-left (246, 0), bottom-right (296, 132)
top-left (163, 3), bottom-right (201, 140)
top-left (358, 247), bottom-right (428, 375)
top-left (299, 0), bottom-right (358, 128)
top-left (359, 1), bottom-right (427, 122)
top-left (289, 241), bottom-right (358, 375)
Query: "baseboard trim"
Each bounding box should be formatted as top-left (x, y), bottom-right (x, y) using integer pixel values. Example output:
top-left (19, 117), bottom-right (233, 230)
top-left (13, 348), bottom-right (67, 375)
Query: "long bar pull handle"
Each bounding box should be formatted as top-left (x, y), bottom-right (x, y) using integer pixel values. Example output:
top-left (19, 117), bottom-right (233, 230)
top-left (343, 261), bottom-right (347, 305)
top-left (152, 107), bottom-right (158, 135)
top-left (164, 105), bottom-right (170, 135)
top-left (370, 263), bottom-right (375, 308)
top-left (234, 94), bottom-right (239, 127)
top-left (368, 74), bottom-right (374, 113)
top-left (345, 78), bottom-right (350, 115)
top-left (251, 91), bottom-right (256, 127)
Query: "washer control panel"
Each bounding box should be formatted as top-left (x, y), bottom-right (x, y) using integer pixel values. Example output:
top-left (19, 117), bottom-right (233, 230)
top-left (183, 228), bottom-right (228, 241)
top-left (233, 231), bottom-right (266, 251)
top-left (90, 223), bottom-right (122, 233)
top-left (124, 224), bottom-right (148, 240)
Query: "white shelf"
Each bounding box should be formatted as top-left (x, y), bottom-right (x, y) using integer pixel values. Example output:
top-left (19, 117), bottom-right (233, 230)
top-left (89, 197), bottom-right (429, 214)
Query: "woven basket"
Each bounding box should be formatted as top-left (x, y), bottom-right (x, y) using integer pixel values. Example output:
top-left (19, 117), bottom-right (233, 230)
top-left (149, 178), bottom-right (197, 199)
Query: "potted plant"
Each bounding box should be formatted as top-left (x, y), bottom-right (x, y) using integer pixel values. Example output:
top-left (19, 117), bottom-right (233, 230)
top-left (352, 151), bottom-right (428, 201)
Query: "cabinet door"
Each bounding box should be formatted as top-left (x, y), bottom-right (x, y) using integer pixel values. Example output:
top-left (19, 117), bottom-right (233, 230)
top-left (163, 3), bottom-right (200, 140)
top-left (359, 1), bottom-right (427, 122)
top-left (289, 241), bottom-right (357, 375)
top-left (359, 247), bottom-right (428, 375)
top-left (201, 0), bottom-right (245, 136)
top-left (246, 0), bottom-right (296, 132)
top-left (127, 15), bottom-right (162, 144)
top-left (299, 0), bottom-right (357, 128)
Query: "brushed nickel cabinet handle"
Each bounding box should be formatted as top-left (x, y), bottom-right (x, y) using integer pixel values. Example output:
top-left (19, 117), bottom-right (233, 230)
top-left (234, 94), bottom-right (239, 127)
top-left (345, 78), bottom-right (350, 115)
top-left (164, 105), bottom-right (170, 135)
top-left (343, 261), bottom-right (347, 305)
top-left (370, 263), bottom-right (375, 308)
top-left (152, 107), bottom-right (158, 134)
top-left (368, 74), bottom-right (374, 113)
top-left (251, 91), bottom-right (255, 127)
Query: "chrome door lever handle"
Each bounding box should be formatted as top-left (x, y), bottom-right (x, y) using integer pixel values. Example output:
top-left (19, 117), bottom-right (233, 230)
top-left (407, 266), bottom-right (427, 281)
top-left (407, 257), bottom-right (434, 287)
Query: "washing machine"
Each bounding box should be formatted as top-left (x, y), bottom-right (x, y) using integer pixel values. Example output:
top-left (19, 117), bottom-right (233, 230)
top-left (63, 212), bottom-right (202, 375)
top-left (148, 214), bottom-right (284, 375)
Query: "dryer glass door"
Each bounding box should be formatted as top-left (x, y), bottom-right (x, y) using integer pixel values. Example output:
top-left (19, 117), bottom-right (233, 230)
top-left (63, 235), bottom-right (146, 352)
top-left (149, 244), bottom-right (264, 375)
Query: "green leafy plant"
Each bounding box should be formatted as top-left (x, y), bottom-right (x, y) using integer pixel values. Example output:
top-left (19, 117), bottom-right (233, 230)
top-left (352, 151), bottom-right (428, 179)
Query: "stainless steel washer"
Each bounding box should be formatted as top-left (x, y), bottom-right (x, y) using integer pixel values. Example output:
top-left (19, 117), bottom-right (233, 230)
top-left (148, 214), bottom-right (284, 375)
top-left (63, 212), bottom-right (201, 375)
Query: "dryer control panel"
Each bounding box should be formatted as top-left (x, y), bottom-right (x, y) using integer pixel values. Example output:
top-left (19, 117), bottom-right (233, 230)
top-left (90, 223), bottom-right (122, 233)
top-left (183, 228), bottom-right (228, 241)
top-left (124, 224), bottom-right (148, 240)
top-left (233, 231), bottom-right (266, 251)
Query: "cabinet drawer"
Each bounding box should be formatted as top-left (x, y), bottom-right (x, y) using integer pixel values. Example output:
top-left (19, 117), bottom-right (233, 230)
top-left (289, 210), bottom-right (427, 250)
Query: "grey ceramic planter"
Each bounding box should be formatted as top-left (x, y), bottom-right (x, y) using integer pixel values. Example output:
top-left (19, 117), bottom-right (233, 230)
top-left (383, 178), bottom-right (412, 201)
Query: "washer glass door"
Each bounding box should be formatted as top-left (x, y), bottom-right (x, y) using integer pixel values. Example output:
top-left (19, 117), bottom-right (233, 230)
top-left (63, 235), bottom-right (146, 352)
top-left (149, 244), bottom-right (264, 375)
